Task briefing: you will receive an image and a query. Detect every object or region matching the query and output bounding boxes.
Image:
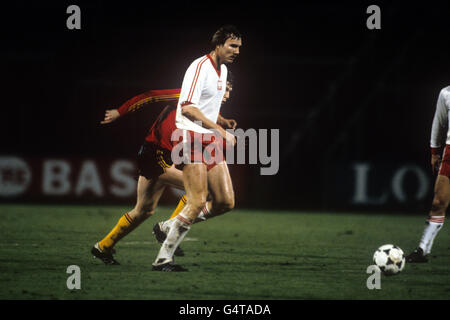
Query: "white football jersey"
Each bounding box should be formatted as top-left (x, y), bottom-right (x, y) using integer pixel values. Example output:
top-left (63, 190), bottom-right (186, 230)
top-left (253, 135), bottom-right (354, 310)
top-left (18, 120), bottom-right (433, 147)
top-left (175, 54), bottom-right (227, 133)
top-left (430, 86), bottom-right (450, 148)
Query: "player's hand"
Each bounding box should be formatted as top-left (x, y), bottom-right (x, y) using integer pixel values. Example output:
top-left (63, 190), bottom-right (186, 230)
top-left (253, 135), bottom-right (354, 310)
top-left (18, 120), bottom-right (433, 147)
top-left (219, 128), bottom-right (236, 147)
top-left (223, 118), bottom-right (237, 130)
top-left (101, 109), bottom-right (120, 124)
top-left (431, 154), bottom-right (441, 175)
top-left (225, 130), bottom-right (236, 147)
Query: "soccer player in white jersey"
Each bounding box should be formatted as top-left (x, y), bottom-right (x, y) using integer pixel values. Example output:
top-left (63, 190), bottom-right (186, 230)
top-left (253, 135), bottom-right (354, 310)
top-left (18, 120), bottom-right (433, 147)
top-left (90, 81), bottom-right (236, 265)
top-left (151, 25), bottom-right (242, 271)
top-left (406, 86), bottom-right (450, 263)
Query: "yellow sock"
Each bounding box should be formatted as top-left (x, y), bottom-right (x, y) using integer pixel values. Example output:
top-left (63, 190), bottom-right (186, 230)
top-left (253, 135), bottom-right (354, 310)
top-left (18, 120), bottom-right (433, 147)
top-left (169, 195), bottom-right (187, 219)
top-left (98, 213), bottom-right (134, 252)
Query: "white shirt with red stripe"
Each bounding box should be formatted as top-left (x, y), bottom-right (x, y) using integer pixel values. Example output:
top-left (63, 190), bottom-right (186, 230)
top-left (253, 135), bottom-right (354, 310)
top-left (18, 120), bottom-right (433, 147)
top-left (430, 86), bottom-right (450, 149)
top-left (175, 54), bottom-right (227, 134)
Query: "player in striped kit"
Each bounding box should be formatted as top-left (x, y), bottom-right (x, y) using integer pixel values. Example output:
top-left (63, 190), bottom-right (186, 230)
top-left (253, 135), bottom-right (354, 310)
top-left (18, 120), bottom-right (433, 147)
top-left (151, 25), bottom-right (242, 271)
top-left (92, 89), bottom-right (185, 265)
top-left (406, 86), bottom-right (450, 263)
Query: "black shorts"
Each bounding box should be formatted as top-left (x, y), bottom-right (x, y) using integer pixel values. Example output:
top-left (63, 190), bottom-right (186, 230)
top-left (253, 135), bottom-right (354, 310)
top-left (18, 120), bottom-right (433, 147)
top-left (137, 141), bottom-right (173, 179)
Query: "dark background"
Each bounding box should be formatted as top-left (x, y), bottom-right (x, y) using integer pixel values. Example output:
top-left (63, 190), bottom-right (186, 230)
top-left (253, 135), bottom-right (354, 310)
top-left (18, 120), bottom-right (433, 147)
top-left (2, 1), bottom-right (450, 211)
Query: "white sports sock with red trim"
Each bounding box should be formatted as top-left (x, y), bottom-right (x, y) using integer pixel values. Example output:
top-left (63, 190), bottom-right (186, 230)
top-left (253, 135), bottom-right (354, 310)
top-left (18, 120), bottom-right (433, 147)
top-left (162, 202), bottom-right (210, 230)
top-left (161, 218), bottom-right (174, 233)
top-left (419, 216), bottom-right (445, 255)
top-left (153, 214), bottom-right (192, 266)
top-left (194, 202), bottom-right (211, 224)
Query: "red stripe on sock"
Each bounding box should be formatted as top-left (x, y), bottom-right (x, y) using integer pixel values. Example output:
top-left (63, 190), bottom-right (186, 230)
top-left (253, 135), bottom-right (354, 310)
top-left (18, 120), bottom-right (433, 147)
top-left (177, 214), bottom-right (192, 225)
top-left (428, 216), bottom-right (445, 223)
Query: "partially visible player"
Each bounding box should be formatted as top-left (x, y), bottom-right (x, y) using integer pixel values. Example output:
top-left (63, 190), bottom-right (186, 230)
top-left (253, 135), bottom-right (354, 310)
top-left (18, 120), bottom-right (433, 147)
top-left (406, 86), bottom-right (450, 263)
top-left (91, 79), bottom-right (236, 265)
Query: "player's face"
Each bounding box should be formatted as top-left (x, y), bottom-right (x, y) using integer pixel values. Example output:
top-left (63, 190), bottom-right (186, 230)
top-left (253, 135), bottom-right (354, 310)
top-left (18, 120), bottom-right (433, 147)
top-left (222, 82), bottom-right (232, 103)
top-left (218, 37), bottom-right (242, 64)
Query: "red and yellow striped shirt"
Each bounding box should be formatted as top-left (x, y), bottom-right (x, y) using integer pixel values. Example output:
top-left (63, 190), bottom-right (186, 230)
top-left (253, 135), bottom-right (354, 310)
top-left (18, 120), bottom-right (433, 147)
top-left (117, 88), bottom-right (181, 116)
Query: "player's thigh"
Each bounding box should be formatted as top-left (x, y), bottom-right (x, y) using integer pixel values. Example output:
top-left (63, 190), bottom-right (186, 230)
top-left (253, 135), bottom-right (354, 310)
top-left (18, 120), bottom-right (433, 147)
top-left (159, 165), bottom-right (185, 190)
top-left (207, 162), bottom-right (234, 207)
top-left (432, 174), bottom-right (450, 209)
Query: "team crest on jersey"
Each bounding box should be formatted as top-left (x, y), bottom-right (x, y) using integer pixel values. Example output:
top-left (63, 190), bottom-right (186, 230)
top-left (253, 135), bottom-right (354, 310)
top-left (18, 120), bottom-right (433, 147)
top-left (217, 80), bottom-right (223, 90)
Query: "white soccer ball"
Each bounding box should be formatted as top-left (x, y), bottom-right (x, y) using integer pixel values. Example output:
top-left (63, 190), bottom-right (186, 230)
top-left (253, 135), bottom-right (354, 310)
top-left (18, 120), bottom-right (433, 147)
top-left (372, 244), bottom-right (406, 275)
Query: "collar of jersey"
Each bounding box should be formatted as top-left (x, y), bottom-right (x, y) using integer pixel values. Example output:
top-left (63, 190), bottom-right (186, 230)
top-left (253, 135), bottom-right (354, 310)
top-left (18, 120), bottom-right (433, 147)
top-left (206, 54), bottom-right (221, 77)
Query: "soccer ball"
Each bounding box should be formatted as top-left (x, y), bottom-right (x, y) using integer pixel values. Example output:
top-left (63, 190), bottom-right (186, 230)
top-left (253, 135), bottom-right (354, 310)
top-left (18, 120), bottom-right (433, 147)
top-left (372, 244), bottom-right (406, 275)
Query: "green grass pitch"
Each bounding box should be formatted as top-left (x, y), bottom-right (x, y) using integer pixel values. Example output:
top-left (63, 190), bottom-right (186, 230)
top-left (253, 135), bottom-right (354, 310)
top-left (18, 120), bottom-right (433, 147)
top-left (0, 204), bottom-right (449, 300)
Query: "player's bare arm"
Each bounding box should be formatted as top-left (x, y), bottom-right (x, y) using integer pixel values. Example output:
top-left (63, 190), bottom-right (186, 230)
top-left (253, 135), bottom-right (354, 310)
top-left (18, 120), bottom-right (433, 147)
top-left (217, 114), bottom-right (237, 129)
top-left (431, 153), bottom-right (441, 175)
top-left (181, 105), bottom-right (236, 146)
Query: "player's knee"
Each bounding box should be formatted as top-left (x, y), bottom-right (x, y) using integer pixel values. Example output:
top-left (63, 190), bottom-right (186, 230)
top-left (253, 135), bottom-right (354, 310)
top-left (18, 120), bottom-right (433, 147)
top-left (214, 196), bottom-right (235, 214)
top-left (224, 192), bottom-right (235, 211)
top-left (223, 196), bottom-right (235, 212)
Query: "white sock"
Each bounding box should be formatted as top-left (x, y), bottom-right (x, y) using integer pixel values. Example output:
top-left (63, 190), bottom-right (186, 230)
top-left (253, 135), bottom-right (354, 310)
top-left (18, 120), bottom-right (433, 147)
top-left (194, 202), bottom-right (211, 224)
top-left (153, 215), bottom-right (192, 266)
top-left (419, 216), bottom-right (444, 255)
top-left (161, 218), bottom-right (175, 233)
top-left (161, 202), bottom-right (210, 232)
